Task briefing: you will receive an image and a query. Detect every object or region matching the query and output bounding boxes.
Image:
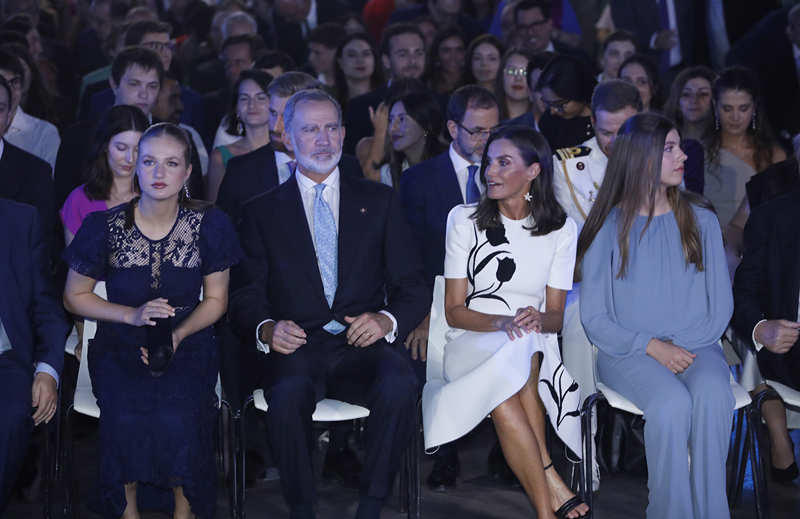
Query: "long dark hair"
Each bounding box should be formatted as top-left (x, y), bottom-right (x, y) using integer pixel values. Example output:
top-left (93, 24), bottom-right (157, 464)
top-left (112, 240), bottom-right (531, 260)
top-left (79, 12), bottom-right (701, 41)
top-left (618, 54), bottom-right (662, 110)
top-left (333, 33), bottom-right (383, 109)
top-left (663, 65), bottom-right (716, 142)
top-left (428, 25), bottom-right (467, 93)
top-left (127, 122), bottom-right (209, 227)
top-left (707, 66), bottom-right (778, 173)
top-left (225, 69), bottom-right (273, 136)
top-left (386, 90), bottom-right (445, 187)
top-left (84, 105), bottom-right (149, 201)
top-left (471, 125), bottom-right (566, 236)
top-left (576, 113), bottom-right (711, 279)
top-left (495, 47), bottom-right (531, 120)
top-left (464, 33), bottom-right (504, 87)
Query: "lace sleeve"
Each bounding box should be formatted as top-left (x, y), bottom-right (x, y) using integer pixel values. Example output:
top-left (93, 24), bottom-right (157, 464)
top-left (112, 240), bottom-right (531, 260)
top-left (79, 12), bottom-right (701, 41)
top-left (62, 210), bottom-right (108, 279)
top-left (200, 207), bottom-right (242, 275)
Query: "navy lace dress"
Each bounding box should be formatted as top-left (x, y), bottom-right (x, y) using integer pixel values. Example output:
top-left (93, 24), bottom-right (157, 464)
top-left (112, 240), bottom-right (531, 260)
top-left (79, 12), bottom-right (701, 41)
top-left (64, 203), bottom-right (241, 518)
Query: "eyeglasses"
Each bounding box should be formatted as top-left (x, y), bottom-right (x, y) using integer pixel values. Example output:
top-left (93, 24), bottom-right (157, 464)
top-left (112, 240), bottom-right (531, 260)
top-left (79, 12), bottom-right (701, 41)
top-left (541, 96), bottom-right (571, 113)
top-left (456, 121), bottom-right (498, 138)
top-left (504, 66), bottom-right (527, 77)
top-left (143, 40), bottom-right (175, 53)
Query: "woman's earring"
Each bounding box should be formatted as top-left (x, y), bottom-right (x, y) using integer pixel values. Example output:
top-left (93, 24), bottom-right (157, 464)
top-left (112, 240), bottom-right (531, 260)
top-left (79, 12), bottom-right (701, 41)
top-left (751, 110), bottom-right (757, 131)
top-left (236, 117), bottom-right (244, 135)
top-left (183, 184), bottom-right (191, 199)
top-left (524, 192), bottom-right (532, 202)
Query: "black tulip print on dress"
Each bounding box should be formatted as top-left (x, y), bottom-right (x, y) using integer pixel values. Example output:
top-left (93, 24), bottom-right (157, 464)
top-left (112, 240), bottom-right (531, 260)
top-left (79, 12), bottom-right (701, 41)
top-left (465, 223), bottom-right (516, 310)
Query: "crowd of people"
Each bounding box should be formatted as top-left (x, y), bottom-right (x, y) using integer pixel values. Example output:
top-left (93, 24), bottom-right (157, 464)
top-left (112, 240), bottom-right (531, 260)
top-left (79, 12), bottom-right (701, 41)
top-left (1, 1), bottom-right (800, 518)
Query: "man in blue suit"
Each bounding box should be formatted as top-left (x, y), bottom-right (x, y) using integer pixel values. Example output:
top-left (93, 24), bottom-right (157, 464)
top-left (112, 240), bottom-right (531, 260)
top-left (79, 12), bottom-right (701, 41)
top-left (398, 85), bottom-right (499, 490)
top-left (0, 199), bottom-right (70, 512)
top-left (231, 89), bottom-right (429, 519)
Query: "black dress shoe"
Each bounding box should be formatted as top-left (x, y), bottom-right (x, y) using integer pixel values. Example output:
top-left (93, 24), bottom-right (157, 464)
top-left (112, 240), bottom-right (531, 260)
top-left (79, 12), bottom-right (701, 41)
top-left (426, 450), bottom-right (460, 491)
top-left (322, 446), bottom-right (362, 489)
top-left (488, 441), bottom-right (520, 487)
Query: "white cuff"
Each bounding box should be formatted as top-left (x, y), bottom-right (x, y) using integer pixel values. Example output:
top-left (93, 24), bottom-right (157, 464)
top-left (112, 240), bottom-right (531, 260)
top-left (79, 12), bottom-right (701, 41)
top-left (35, 362), bottom-right (59, 388)
top-left (752, 319), bottom-right (767, 352)
top-left (649, 32), bottom-right (658, 49)
top-left (256, 319), bottom-right (274, 354)
top-left (379, 310), bottom-right (398, 343)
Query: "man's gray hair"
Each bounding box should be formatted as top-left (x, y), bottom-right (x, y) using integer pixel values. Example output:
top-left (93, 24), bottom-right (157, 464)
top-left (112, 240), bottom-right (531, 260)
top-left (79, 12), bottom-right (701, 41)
top-left (283, 88), bottom-right (343, 134)
top-left (221, 11), bottom-right (257, 41)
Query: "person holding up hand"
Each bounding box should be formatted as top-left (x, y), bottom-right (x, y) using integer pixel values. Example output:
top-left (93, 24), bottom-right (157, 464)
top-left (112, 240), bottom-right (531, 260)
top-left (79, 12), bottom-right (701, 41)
top-left (578, 113), bottom-right (734, 519)
top-left (734, 189), bottom-right (800, 482)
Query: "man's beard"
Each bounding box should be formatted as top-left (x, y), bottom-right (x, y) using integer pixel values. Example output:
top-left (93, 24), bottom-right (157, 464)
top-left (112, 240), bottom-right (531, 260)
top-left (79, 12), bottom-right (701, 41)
top-left (296, 149), bottom-right (342, 175)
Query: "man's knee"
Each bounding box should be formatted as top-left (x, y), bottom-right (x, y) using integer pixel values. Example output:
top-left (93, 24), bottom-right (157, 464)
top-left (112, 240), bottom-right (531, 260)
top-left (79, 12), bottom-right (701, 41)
top-left (267, 376), bottom-right (316, 419)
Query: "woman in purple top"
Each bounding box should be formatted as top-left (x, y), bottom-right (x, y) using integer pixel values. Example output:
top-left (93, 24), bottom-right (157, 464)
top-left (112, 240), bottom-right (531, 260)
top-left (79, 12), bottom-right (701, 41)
top-left (60, 105), bottom-right (150, 245)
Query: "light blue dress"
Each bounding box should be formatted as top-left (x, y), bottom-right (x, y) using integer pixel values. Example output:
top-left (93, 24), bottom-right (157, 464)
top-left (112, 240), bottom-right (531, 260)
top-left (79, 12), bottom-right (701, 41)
top-left (580, 206), bottom-right (734, 519)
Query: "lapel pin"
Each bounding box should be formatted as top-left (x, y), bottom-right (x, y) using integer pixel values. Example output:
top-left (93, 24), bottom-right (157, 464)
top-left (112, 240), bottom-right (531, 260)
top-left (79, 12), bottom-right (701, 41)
top-left (360, 207), bottom-right (367, 214)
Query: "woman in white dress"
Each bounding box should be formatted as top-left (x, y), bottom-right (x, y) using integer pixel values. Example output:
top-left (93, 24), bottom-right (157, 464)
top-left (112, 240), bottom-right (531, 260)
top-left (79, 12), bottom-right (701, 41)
top-left (423, 125), bottom-right (587, 519)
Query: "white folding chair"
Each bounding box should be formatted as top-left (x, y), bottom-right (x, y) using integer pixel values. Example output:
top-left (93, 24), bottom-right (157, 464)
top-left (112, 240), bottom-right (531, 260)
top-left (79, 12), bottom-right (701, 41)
top-left (59, 282), bottom-right (231, 517)
top-left (579, 342), bottom-right (768, 519)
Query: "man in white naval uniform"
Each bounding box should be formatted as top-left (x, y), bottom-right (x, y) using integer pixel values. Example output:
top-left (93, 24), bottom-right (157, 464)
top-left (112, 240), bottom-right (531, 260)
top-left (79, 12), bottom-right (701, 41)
top-left (552, 79), bottom-right (642, 489)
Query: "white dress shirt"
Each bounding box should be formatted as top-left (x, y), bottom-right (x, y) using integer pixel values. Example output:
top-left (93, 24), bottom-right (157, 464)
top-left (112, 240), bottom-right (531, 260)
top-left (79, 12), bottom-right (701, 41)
top-left (449, 143), bottom-right (484, 203)
top-left (275, 150), bottom-right (295, 185)
top-left (5, 107), bottom-right (60, 175)
top-left (255, 168), bottom-right (398, 353)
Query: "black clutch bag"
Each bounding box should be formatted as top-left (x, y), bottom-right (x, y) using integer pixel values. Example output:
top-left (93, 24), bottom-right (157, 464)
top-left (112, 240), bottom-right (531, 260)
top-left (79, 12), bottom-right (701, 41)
top-left (146, 316), bottom-right (174, 377)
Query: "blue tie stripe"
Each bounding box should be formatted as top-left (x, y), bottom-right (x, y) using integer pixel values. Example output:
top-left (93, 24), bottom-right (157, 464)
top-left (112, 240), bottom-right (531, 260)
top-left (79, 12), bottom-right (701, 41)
top-left (466, 165), bottom-right (481, 204)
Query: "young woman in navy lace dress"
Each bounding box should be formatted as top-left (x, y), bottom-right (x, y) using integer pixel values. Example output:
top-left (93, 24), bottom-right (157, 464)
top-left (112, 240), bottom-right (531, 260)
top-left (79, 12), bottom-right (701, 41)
top-left (64, 123), bottom-right (241, 518)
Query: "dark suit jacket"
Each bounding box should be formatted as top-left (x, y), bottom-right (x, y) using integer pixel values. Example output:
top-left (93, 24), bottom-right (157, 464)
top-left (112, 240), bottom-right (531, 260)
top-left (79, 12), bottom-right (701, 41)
top-left (610, 0), bottom-right (696, 67)
top-left (0, 140), bottom-right (57, 259)
top-left (270, 1), bottom-right (354, 66)
top-left (343, 85), bottom-right (389, 155)
top-left (230, 171), bottom-right (429, 345)
top-left (216, 145), bottom-right (364, 225)
top-left (0, 199), bottom-right (68, 375)
top-left (726, 8), bottom-right (800, 137)
top-left (388, 5), bottom-right (485, 43)
top-left (746, 158), bottom-right (800, 210)
top-left (733, 190), bottom-right (800, 385)
top-left (399, 151), bottom-right (464, 288)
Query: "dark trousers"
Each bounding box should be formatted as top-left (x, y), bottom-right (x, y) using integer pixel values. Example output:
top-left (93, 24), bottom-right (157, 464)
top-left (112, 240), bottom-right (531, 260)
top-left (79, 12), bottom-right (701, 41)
top-left (264, 331), bottom-right (419, 518)
top-left (0, 354), bottom-right (33, 513)
top-left (758, 343), bottom-right (800, 391)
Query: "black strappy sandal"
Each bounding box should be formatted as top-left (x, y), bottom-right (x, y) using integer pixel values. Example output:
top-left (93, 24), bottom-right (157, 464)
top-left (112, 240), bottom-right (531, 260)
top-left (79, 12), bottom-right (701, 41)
top-left (545, 463), bottom-right (589, 519)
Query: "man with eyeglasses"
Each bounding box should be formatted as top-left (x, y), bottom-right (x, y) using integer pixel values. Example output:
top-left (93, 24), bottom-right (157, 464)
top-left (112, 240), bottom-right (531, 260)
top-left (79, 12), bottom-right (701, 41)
top-left (84, 20), bottom-right (206, 141)
top-left (399, 85), bottom-right (500, 491)
top-left (512, 0), bottom-right (587, 60)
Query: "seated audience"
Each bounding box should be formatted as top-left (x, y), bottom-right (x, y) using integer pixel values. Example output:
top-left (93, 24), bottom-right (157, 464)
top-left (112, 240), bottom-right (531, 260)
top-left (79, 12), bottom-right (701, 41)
top-left (663, 66), bottom-right (716, 145)
top-left (0, 198), bottom-right (69, 515)
top-left (733, 188), bottom-right (800, 483)
top-left (497, 48), bottom-right (532, 121)
top-left (60, 105), bottom-right (148, 245)
top-left (579, 113), bottom-right (734, 519)
top-left (422, 124), bottom-right (587, 519)
top-left (230, 88), bottom-right (428, 519)
top-left (512, 0), bottom-right (584, 56)
top-left (357, 89), bottom-right (445, 186)
top-left (333, 33), bottom-right (384, 109)
top-left (389, 0), bottom-right (484, 43)
top-left (1, 41), bottom-right (61, 131)
top-left (254, 50), bottom-right (296, 81)
top-left (537, 54), bottom-right (596, 150)
top-left (596, 30), bottom-right (635, 83)
top-left (0, 48), bottom-right (59, 172)
top-left (63, 123), bottom-right (241, 519)
top-left (464, 34), bottom-right (504, 97)
top-left (268, 0), bottom-right (354, 66)
top-left (306, 23), bottom-right (347, 88)
top-left (206, 69), bottom-right (272, 202)
top-left (618, 54), bottom-right (661, 112)
top-left (428, 26), bottom-right (467, 95)
top-left (507, 51), bottom-right (555, 130)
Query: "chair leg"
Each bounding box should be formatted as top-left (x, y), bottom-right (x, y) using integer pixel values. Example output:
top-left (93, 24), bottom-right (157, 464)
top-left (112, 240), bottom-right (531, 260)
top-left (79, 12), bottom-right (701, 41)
top-left (408, 400), bottom-right (421, 519)
top-left (728, 407), bottom-right (746, 508)
top-left (747, 402), bottom-right (770, 519)
top-left (580, 393), bottom-right (604, 518)
top-left (235, 401), bottom-right (251, 519)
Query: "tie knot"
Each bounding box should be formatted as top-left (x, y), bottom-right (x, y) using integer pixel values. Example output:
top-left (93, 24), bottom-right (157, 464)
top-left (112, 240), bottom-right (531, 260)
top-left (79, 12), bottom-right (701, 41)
top-left (288, 160), bottom-right (297, 174)
top-left (314, 183), bottom-right (326, 197)
top-left (468, 165), bottom-right (478, 176)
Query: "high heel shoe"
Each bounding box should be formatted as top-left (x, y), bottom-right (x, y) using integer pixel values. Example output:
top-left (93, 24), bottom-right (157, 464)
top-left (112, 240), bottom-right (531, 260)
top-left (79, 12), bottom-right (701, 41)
top-left (771, 461), bottom-right (799, 483)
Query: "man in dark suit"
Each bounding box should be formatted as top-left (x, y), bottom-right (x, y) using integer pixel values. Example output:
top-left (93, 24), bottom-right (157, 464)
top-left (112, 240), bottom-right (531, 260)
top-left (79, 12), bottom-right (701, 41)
top-left (231, 89), bottom-right (428, 519)
top-left (512, 1), bottom-right (589, 60)
top-left (217, 71), bottom-right (321, 226)
top-left (0, 75), bottom-right (56, 262)
top-left (388, 0), bottom-right (485, 43)
top-left (0, 199), bottom-right (70, 512)
top-left (726, 6), bottom-right (800, 140)
top-left (609, 0), bottom-right (696, 79)
top-left (343, 23), bottom-right (427, 154)
top-left (269, 0), bottom-right (354, 66)
top-left (733, 189), bottom-right (800, 480)
top-left (399, 85), bottom-right (500, 490)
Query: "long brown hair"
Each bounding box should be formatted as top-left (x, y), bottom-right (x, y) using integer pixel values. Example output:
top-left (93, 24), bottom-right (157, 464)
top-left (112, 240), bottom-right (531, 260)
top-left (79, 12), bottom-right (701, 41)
top-left (576, 113), bottom-right (711, 279)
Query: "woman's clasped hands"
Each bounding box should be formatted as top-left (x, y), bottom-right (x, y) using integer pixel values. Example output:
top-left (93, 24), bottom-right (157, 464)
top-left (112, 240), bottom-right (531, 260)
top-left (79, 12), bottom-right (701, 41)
top-left (646, 338), bottom-right (696, 374)
top-left (495, 306), bottom-right (543, 340)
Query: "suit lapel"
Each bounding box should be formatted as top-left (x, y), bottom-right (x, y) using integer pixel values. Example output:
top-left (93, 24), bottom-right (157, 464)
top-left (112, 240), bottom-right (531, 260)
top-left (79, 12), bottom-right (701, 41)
top-left (0, 143), bottom-right (22, 200)
top-left (439, 152), bottom-right (464, 205)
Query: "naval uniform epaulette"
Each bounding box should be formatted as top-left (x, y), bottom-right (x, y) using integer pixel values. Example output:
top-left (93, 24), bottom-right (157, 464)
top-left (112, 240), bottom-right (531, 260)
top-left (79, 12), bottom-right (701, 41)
top-left (555, 146), bottom-right (592, 161)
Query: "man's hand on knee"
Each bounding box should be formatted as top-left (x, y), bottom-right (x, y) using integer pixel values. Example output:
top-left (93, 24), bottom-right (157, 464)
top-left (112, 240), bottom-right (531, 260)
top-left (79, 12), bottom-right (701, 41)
top-left (345, 313), bottom-right (391, 348)
top-left (31, 372), bottom-right (58, 426)
top-left (261, 320), bottom-right (307, 355)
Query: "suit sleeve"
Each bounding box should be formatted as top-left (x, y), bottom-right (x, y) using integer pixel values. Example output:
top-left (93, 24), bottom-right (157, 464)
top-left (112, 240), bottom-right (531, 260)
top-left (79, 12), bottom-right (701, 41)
top-left (26, 208), bottom-right (69, 376)
top-left (228, 200), bottom-right (273, 343)
top-left (399, 168), bottom-right (431, 284)
top-left (732, 203), bottom-right (770, 342)
top-left (381, 189), bottom-right (431, 341)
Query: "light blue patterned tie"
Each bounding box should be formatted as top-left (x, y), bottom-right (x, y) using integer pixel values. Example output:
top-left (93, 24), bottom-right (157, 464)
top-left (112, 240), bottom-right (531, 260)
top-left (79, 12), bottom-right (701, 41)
top-left (313, 183), bottom-right (345, 334)
top-left (466, 165), bottom-right (481, 203)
